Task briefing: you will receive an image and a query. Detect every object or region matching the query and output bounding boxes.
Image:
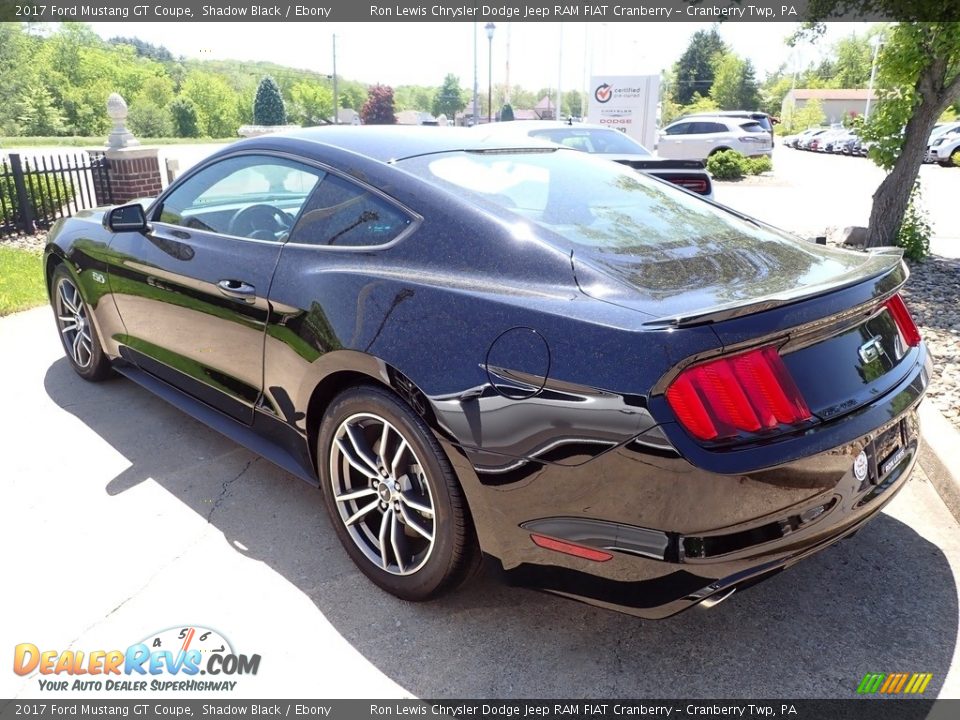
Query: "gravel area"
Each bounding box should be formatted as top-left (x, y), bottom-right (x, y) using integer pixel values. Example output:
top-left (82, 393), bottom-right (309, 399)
top-left (3, 229), bottom-right (957, 430)
top-left (0, 232), bottom-right (47, 252)
top-left (901, 254), bottom-right (960, 427)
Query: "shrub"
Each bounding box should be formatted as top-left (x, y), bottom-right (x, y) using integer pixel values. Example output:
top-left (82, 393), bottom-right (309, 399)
top-left (896, 181), bottom-right (931, 262)
top-left (0, 172), bottom-right (75, 223)
top-left (128, 102), bottom-right (173, 138)
top-left (253, 76), bottom-right (286, 126)
top-left (500, 103), bottom-right (514, 122)
top-left (706, 149), bottom-right (746, 180)
top-left (170, 97), bottom-right (200, 138)
top-left (745, 154), bottom-right (772, 174)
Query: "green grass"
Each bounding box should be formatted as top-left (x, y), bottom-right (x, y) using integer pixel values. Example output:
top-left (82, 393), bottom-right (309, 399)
top-left (0, 246), bottom-right (46, 316)
top-left (0, 136), bottom-right (235, 148)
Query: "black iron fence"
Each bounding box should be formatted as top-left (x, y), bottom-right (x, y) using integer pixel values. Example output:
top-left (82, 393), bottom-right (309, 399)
top-left (0, 151), bottom-right (114, 237)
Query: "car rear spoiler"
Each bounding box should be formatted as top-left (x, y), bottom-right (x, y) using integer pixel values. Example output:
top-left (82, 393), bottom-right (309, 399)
top-left (641, 249), bottom-right (906, 329)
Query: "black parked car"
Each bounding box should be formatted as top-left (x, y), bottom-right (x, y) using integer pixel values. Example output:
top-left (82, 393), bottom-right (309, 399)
top-left (45, 127), bottom-right (930, 619)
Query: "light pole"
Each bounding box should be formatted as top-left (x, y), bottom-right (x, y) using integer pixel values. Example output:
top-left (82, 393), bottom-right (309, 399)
top-left (485, 22), bottom-right (496, 123)
top-left (472, 23), bottom-right (478, 126)
top-left (332, 34), bottom-right (339, 124)
top-left (865, 37), bottom-right (884, 121)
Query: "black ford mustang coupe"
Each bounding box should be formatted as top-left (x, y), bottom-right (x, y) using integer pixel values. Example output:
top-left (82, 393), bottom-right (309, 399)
top-left (45, 127), bottom-right (930, 618)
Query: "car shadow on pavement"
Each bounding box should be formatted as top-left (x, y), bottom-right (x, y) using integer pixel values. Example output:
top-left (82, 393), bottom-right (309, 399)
top-left (45, 358), bottom-right (959, 699)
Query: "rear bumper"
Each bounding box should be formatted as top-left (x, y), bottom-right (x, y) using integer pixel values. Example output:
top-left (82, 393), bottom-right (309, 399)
top-left (446, 345), bottom-right (930, 619)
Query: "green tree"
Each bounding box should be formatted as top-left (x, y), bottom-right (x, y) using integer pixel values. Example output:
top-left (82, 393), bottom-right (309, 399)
top-left (563, 89), bottom-right (584, 118)
top-left (169, 96), bottom-right (200, 137)
top-left (682, 93), bottom-right (720, 115)
top-left (394, 85), bottom-right (436, 112)
top-left (710, 54), bottom-right (760, 110)
top-left (500, 103), bottom-right (515, 122)
top-left (800, 7), bottom-right (960, 249)
top-left (134, 75), bottom-right (174, 109)
top-left (289, 81), bottom-right (332, 126)
top-left (831, 34), bottom-right (875, 88)
top-left (361, 84), bottom-right (397, 125)
top-left (182, 71), bottom-right (240, 137)
top-left (781, 97), bottom-right (826, 134)
top-left (253, 76), bottom-right (286, 126)
top-left (432, 74), bottom-right (466, 118)
top-left (18, 83), bottom-right (66, 136)
top-left (672, 27), bottom-right (727, 105)
top-left (128, 102), bottom-right (172, 137)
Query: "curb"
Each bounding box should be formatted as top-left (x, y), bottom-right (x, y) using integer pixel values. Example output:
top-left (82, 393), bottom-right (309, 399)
top-left (918, 402), bottom-right (960, 523)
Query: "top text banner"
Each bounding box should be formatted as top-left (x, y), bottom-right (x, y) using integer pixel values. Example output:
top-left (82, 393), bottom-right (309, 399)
top-left (0, 1), bottom-right (956, 23)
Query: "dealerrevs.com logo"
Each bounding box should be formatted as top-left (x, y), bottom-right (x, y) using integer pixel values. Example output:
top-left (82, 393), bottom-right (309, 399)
top-left (14, 626), bottom-right (261, 692)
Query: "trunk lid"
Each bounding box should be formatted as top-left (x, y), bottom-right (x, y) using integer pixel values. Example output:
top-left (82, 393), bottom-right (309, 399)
top-left (572, 229), bottom-right (903, 329)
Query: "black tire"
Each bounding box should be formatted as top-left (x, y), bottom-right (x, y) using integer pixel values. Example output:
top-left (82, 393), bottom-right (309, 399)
top-left (50, 264), bottom-right (112, 382)
top-left (318, 384), bottom-right (478, 601)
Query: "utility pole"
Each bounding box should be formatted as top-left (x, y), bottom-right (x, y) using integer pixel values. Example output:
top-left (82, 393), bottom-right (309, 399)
top-left (505, 22), bottom-right (511, 105)
top-left (557, 23), bottom-right (563, 121)
top-left (332, 34), bottom-right (339, 124)
top-left (472, 23), bottom-right (479, 126)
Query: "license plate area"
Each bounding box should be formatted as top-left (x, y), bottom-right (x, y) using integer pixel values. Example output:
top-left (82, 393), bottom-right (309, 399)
top-left (861, 420), bottom-right (906, 490)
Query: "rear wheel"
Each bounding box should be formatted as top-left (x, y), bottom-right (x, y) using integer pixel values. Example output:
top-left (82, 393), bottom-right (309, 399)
top-left (50, 264), bottom-right (111, 381)
top-left (318, 385), bottom-right (477, 600)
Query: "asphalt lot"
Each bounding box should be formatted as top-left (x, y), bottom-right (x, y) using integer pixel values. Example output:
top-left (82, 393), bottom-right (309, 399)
top-left (2, 305), bottom-right (960, 700)
top-left (714, 145), bottom-right (960, 258)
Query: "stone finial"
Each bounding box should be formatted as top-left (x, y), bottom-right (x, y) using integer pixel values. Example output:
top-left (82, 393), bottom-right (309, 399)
top-left (106, 92), bottom-right (139, 150)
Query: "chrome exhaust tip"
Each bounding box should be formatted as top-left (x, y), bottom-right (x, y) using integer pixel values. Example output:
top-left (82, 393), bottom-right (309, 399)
top-left (700, 586), bottom-right (737, 609)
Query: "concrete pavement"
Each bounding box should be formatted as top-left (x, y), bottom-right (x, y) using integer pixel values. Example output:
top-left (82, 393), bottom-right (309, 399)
top-left (2, 305), bottom-right (960, 699)
top-left (714, 146), bottom-right (960, 259)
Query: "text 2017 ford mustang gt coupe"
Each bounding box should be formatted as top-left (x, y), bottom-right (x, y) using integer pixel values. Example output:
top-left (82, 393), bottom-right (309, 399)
top-left (45, 127), bottom-right (930, 618)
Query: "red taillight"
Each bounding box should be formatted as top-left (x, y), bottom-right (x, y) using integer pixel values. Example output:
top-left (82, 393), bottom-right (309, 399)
top-left (673, 177), bottom-right (709, 194)
top-left (530, 534), bottom-right (613, 562)
top-left (665, 346), bottom-right (812, 442)
top-left (885, 294), bottom-right (921, 347)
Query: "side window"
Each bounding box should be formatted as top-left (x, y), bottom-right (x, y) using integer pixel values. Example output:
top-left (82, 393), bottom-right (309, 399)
top-left (664, 123), bottom-right (690, 136)
top-left (156, 155), bottom-right (323, 241)
top-left (288, 173), bottom-right (413, 248)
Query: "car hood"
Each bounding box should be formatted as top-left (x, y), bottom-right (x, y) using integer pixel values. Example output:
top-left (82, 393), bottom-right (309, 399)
top-left (571, 227), bottom-right (903, 326)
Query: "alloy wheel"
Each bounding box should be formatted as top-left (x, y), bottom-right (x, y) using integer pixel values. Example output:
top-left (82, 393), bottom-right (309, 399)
top-left (328, 412), bottom-right (436, 576)
top-left (55, 278), bottom-right (93, 369)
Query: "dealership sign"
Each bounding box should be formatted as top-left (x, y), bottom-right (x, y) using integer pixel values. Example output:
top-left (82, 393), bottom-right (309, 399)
top-left (587, 75), bottom-right (660, 149)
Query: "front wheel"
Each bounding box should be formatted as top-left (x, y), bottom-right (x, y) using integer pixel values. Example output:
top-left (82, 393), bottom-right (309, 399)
top-left (318, 385), bottom-right (478, 600)
top-left (50, 264), bottom-right (112, 381)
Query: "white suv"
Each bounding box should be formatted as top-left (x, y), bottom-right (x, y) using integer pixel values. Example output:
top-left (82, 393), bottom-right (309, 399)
top-left (657, 116), bottom-right (773, 161)
top-left (928, 130), bottom-right (960, 166)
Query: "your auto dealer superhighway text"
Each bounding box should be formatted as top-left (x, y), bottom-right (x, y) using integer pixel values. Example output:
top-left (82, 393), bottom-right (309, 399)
top-left (367, 4), bottom-right (796, 18)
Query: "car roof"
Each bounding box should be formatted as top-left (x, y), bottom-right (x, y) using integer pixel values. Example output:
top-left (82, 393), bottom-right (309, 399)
top-left (248, 125), bottom-right (553, 163)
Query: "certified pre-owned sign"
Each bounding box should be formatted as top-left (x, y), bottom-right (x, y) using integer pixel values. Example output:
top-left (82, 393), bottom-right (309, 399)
top-left (587, 75), bottom-right (660, 149)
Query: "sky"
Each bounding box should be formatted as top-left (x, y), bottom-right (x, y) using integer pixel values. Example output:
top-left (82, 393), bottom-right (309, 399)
top-left (86, 21), bottom-right (874, 94)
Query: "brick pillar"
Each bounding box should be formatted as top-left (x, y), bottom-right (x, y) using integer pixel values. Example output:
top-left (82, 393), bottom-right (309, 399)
top-left (103, 147), bottom-right (164, 204)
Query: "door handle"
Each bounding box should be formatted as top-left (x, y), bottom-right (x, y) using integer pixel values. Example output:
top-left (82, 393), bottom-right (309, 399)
top-left (217, 279), bottom-right (256, 301)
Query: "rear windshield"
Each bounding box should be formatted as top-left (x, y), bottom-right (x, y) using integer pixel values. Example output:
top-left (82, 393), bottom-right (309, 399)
top-left (397, 149), bottom-right (785, 252)
top-left (739, 122), bottom-right (767, 133)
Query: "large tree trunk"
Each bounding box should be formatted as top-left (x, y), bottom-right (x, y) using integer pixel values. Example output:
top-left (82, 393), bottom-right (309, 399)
top-left (865, 99), bottom-right (942, 247)
top-left (866, 54), bottom-right (960, 248)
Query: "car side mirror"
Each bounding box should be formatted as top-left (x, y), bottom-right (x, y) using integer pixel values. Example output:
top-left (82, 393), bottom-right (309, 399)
top-left (105, 203), bottom-right (148, 233)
